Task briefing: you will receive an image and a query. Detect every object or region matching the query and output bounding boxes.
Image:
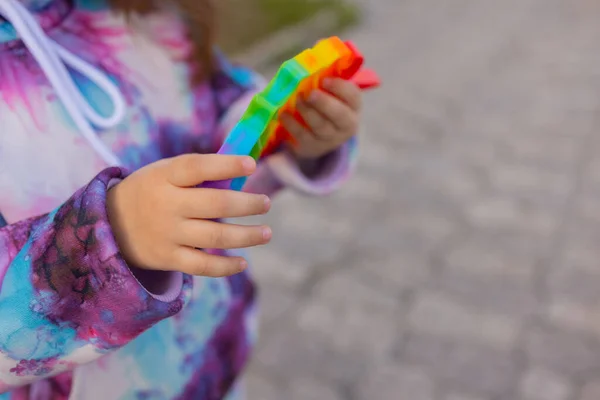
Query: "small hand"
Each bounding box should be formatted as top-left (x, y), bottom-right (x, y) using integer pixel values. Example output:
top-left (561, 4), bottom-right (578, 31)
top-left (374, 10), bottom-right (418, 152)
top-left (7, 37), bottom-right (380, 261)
top-left (107, 154), bottom-right (272, 277)
top-left (281, 77), bottom-right (362, 160)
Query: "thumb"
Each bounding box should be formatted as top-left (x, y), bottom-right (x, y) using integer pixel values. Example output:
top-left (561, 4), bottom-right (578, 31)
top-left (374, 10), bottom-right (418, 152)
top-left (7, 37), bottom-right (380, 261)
top-left (166, 154), bottom-right (256, 187)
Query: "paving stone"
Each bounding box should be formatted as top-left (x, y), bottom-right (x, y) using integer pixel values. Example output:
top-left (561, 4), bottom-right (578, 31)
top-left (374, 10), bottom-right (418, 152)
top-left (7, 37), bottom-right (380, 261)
top-left (253, 323), bottom-right (365, 385)
top-left (547, 300), bottom-right (600, 338)
top-left (403, 335), bottom-right (519, 397)
top-left (253, 282), bottom-right (298, 328)
top-left (250, 191), bottom-right (362, 266)
top-left (361, 203), bottom-right (460, 254)
top-left (286, 377), bottom-right (344, 400)
top-left (356, 363), bottom-right (435, 400)
top-left (418, 161), bottom-right (486, 205)
top-left (579, 381), bottom-right (600, 400)
top-left (245, 369), bottom-right (283, 400)
top-left (465, 196), bottom-right (558, 237)
top-left (443, 232), bottom-right (541, 276)
top-left (444, 394), bottom-right (488, 400)
top-left (248, 245), bottom-right (311, 289)
top-left (352, 247), bottom-right (432, 292)
top-left (519, 368), bottom-right (573, 400)
top-left (489, 164), bottom-right (571, 199)
top-left (524, 326), bottom-right (600, 377)
top-left (257, 211), bottom-right (351, 267)
top-left (296, 269), bottom-right (401, 359)
top-left (584, 157), bottom-right (600, 187)
top-left (437, 269), bottom-right (539, 317)
top-left (498, 133), bottom-right (580, 169)
top-left (342, 168), bottom-right (391, 205)
top-left (438, 234), bottom-right (539, 315)
top-left (547, 257), bottom-right (600, 309)
top-left (557, 231), bottom-right (600, 274)
top-left (356, 138), bottom-right (414, 176)
top-left (408, 292), bottom-right (520, 350)
top-left (574, 193), bottom-right (600, 227)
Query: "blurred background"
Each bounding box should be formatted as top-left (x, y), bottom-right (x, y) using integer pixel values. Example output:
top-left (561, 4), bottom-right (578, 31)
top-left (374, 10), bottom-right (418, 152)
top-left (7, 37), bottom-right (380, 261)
top-left (222, 0), bottom-right (600, 399)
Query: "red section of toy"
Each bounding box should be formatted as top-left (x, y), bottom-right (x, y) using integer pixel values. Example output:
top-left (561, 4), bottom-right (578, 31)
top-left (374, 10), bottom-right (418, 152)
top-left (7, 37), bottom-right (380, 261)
top-left (351, 67), bottom-right (381, 89)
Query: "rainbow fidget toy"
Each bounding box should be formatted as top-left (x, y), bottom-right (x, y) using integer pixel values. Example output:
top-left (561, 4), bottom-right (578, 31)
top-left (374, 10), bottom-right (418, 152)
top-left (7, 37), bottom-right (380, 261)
top-left (206, 36), bottom-right (380, 191)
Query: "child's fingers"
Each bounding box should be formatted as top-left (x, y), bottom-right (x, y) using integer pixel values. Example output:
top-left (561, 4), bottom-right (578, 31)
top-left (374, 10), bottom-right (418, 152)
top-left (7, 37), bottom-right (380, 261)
top-left (322, 78), bottom-right (362, 111)
top-left (173, 246), bottom-right (248, 277)
top-left (281, 112), bottom-right (311, 139)
top-left (305, 90), bottom-right (356, 133)
top-left (280, 113), bottom-right (317, 154)
top-left (280, 112), bottom-right (323, 156)
top-left (180, 189), bottom-right (270, 219)
top-left (167, 154), bottom-right (256, 187)
top-left (176, 220), bottom-right (271, 251)
top-left (297, 99), bottom-right (337, 139)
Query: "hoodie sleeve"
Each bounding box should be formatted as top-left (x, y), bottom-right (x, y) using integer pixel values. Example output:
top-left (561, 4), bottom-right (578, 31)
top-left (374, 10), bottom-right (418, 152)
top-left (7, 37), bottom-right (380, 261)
top-left (0, 167), bottom-right (190, 393)
top-left (210, 56), bottom-right (359, 198)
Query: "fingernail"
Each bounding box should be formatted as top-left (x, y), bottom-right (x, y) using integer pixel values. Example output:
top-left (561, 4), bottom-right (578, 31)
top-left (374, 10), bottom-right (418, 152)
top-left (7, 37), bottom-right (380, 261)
top-left (263, 196), bottom-right (271, 211)
top-left (323, 78), bottom-right (332, 88)
top-left (262, 226), bottom-right (272, 241)
top-left (308, 91), bottom-right (319, 103)
top-left (239, 259), bottom-right (248, 271)
top-left (242, 157), bottom-right (255, 172)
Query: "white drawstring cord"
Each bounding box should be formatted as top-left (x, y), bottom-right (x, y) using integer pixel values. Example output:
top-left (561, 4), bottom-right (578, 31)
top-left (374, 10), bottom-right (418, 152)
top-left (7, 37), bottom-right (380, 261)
top-left (0, 0), bottom-right (125, 165)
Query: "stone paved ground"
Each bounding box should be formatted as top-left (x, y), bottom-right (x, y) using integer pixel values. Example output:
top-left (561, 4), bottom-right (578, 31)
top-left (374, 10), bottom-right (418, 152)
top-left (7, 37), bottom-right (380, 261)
top-left (244, 0), bottom-right (600, 399)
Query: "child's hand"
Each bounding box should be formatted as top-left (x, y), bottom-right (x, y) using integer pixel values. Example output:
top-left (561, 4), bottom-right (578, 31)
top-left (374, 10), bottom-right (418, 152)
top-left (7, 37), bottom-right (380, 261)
top-left (281, 77), bottom-right (362, 159)
top-left (107, 154), bottom-right (271, 277)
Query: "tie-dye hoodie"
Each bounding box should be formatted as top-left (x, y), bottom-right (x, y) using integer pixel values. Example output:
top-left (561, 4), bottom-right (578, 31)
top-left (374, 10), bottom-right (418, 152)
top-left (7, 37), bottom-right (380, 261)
top-left (0, 0), bottom-right (357, 398)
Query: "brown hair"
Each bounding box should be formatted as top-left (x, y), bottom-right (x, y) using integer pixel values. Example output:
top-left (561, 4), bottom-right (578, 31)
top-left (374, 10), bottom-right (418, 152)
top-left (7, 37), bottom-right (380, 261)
top-left (108, 0), bottom-right (216, 82)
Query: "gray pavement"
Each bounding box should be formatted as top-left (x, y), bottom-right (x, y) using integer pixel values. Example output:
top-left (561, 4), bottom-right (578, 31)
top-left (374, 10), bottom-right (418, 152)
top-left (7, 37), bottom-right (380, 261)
top-left (245, 0), bottom-right (600, 399)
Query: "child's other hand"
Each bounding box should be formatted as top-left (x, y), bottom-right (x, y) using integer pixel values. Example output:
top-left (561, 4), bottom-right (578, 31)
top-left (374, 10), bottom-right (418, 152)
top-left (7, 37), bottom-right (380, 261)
top-left (281, 77), bottom-right (361, 160)
top-left (107, 154), bottom-right (271, 277)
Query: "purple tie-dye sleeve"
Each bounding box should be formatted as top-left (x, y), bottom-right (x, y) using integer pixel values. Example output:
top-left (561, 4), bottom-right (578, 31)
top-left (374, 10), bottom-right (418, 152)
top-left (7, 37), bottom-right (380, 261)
top-left (0, 167), bottom-right (190, 393)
